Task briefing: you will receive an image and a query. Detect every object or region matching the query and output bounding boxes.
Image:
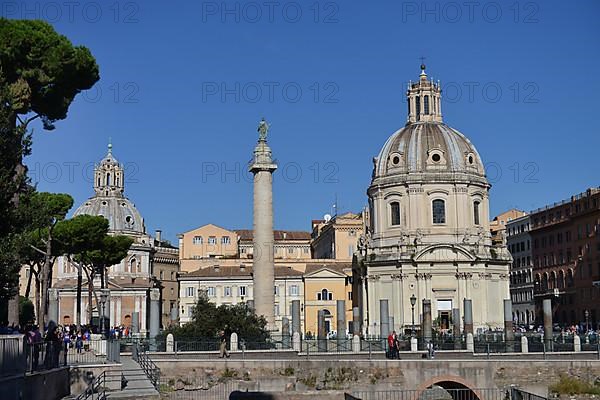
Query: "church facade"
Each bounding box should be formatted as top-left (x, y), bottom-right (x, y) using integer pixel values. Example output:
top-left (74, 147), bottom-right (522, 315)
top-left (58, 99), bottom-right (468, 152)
top-left (52, 144), bottom-right (178, 331)
top-left (353, 66), bottom-right (511, 335)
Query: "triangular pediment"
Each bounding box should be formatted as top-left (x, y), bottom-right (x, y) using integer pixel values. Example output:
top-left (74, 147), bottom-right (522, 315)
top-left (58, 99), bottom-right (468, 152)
top-left (304, 267), bottom-right (347, 278)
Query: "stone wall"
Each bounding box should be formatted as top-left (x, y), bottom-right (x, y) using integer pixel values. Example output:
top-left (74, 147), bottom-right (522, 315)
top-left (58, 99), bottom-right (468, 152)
top-left (154, 358), bottom-right (600, 397)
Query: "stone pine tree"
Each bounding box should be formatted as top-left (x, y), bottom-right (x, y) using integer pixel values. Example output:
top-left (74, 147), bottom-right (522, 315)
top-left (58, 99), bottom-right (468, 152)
top-left (0, 18), bottom-right (99, 319)
top-left (19, 192), bottom-right (73, 328)
top-left (55, 215), bottom-right (132, 328)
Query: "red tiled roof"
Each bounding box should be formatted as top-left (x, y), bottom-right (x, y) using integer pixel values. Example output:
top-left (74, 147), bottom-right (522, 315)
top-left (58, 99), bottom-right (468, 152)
top-left (234, 229), bottom-right (311, 241)
top-left (183, 264), bottom-right (304, 278)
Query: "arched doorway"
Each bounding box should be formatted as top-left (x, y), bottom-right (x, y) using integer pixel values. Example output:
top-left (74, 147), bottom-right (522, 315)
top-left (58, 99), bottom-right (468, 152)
top-left (416, 377), bottom-right (483, 400)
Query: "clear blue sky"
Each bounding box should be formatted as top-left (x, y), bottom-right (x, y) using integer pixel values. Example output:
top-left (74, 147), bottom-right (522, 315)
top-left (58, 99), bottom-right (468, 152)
top-left (11, 0), bottom-right (600, 243)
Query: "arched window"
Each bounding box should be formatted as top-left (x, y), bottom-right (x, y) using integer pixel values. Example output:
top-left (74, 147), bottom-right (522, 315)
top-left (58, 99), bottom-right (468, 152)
top-left (407, 97), bottom-right (411, 115)
top-left (317, 289), bottom-right (332, 301)
top-left (424, 95), bottom-right (430, 115)
top-left (130, 258), bottom-right (137, 273)
top-left (415, 96), bottom-right (421, 119)
top-left (432, 199), bottom-right (446, 224)
top-left (106, 173), bottom-right (111, 186)
top-left (97, 177), bottom-right (101, 187)
top-left (473, 201), bottom-right (480, 225)
top-left (390, 202), bottom-right (400, 226)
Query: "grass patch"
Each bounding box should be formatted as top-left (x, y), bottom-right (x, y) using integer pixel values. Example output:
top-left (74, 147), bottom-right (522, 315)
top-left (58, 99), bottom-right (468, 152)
top-left (550, 375), bottom-right (600, 395)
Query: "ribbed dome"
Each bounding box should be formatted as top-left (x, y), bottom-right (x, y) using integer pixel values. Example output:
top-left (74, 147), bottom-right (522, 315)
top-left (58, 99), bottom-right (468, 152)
top-left (73, 143), bottom-right (145, 235)
top-left (73, 196), bottom-right (145, 234)
top-left (374, 122), bottom-right (486, 179)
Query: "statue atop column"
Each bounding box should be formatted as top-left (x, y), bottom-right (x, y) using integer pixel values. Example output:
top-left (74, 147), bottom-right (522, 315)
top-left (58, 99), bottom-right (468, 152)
top-left (258, 117), bottom-right (270, 141)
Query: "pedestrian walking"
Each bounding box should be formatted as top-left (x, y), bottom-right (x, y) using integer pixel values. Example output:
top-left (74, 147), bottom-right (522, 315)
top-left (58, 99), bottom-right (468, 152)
top-left (219, 330), bottom-right (230, 358)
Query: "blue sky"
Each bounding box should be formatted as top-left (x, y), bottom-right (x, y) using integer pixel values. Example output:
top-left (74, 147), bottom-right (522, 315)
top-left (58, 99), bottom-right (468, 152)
top-left (9, 0), bottom-right (600, 243)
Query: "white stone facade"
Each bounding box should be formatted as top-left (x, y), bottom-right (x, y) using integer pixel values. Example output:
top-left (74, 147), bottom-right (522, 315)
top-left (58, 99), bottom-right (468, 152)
top-left (353, 66), bottom-right (511, 335)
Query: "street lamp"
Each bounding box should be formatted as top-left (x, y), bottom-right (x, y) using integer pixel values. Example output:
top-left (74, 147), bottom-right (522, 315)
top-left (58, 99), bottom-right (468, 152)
top-left (585, 310), bottom-right (590, 333)
top-left (99, 289), bottom-right (109, 338)
top-left (410, 294), bottom-right (417, 337)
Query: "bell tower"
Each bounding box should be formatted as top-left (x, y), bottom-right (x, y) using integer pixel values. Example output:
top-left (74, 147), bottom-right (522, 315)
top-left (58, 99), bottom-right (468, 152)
top-left (407, 64), bottom-right (443, 123)
top-left (94, 141), bottom-right (125, 197)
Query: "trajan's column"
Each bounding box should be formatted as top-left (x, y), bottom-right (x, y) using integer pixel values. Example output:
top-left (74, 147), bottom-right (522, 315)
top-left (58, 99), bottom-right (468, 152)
top-left (249, 118), bottom-right (277, 329)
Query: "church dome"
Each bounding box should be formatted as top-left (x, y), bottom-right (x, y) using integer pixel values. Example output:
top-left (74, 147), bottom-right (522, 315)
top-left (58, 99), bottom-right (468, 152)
top-left (374, 122), bottom-right (486, 178)
top-left (73, 196), bottom-right (145, 234)
top-left (372, 64), bottom-right (486, 184)
top-left (73, 143), bottom-right (146, 235)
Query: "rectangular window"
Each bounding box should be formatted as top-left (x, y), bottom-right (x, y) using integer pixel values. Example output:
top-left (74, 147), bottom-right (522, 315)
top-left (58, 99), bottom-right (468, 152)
top-left (473, 201), bottom-right (480, 225)
top-left (391, 202), bottom-right (401, 225)
top-left (289, 285), bottom-right (299, 296)
top-left (224, 286), bottom-right (232, 297)
top-left (208, 236), bottom-right (217, 244)
top-left (186, 287), bottom-right (195, 297)
top-left (239, 286), bottom-right (246, 297)
top-left (207, 287), bottom-right (216, 297)
top-left (193, 236), bottom-right (203, 245)
top-left (348, 291), bottom-right (353, 301)
top-left (432, 199), bottom-right (446, 224)
top-left (221, 236), bottom-right (230, 244)
top-left (187, 306), bottom-right (194, 315)
top-left (288, 247), bottom-right (294, 254)
top-left (274, 304), bottom-right (280, 316)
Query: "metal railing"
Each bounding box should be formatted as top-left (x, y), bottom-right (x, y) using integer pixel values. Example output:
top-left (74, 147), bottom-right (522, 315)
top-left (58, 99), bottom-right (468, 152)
top-left (135, 343), bottom-right (160, 389)
top-left (75, 370), bottom-right (107, 400)
top-left (351, 387), bottom-right (508, 400)
top-left (0, 336), bottom-right (25, 376)
top-left (511, 387), bottom-right (548, 400)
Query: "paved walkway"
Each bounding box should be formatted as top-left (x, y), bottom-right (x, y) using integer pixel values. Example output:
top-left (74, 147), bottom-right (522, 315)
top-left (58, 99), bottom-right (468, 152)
top-left (105, 357), bottom-right (159, 399)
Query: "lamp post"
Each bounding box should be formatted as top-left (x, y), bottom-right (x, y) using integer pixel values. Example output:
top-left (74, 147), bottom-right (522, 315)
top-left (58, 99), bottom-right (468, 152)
top-left (585, 310), bottom-right (590, 333)
top-left (410, 294), bottom-right (417, 337)
top-left (99, 289), bottom-right (109, 338)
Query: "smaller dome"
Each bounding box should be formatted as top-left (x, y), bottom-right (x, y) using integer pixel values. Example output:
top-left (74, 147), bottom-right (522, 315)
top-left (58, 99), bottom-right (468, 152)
top-left (73, 196), bottom-right (145, 234)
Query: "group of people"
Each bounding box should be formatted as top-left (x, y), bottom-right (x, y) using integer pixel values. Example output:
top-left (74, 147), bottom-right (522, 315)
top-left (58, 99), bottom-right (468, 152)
top-left (386, 331), bottom-right (402, 359)
top-left (108, 325), bottom-right (133, 339)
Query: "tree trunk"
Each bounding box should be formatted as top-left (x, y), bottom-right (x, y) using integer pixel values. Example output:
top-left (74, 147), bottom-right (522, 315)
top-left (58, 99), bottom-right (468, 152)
top-left (24, 264), bottom-right (33, 298)
top-left (76, 262), bottom-right (82, 329)
top-left (34, 273), bottom-right (40, 327)
top-left (87, 273), bottom-right (94, 326)
top-left (39, 231), bottom-right (52, 330)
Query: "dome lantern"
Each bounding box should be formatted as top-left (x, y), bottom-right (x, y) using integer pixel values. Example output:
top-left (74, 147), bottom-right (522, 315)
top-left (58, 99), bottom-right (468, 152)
top-left (407, 64), bottom-right (443, 123)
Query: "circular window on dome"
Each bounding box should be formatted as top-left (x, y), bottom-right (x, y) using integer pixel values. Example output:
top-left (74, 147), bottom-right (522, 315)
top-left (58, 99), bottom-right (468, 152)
top-left (101, 201), bottom-right (107, 206)
top-left (121, 202), bottom-right (126, 207)
top-left (468, 155), bottom-right (474, 164)
top-left (125, 215), bottom-right (134, 227)
top-left (432, 153), bottom-right (441, 162)
top-left (392, 156), bottom-right (400, 165)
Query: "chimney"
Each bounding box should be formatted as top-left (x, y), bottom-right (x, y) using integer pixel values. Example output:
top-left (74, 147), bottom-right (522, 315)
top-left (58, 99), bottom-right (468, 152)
top-left (155, 229), bottom-right (162, 243)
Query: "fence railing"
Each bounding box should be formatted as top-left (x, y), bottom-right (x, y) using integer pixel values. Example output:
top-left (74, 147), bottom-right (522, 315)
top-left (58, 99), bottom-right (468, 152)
top-left (511, 387), bottom-right (548, 400)
top-left (74, 370), bottom-right (107, 400)
top-left (0, 336), bottom-right (25, 376)
top-left (351, 387), bottom-right (509, 400)
top-left (135, 343), bottom-right (160, 389)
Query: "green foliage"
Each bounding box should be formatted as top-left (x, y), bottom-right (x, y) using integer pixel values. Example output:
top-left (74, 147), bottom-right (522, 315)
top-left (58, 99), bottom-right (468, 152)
top-left (0, 18), bottom-right (98, 301)
top-left (165, 292), bottom-right (269, 342)
top-left (18, 295), bottom-right (35, 326)
top-left (0, 18), bottom-right (99, 122)
top-left (550, 375), bottom-right (600, 395)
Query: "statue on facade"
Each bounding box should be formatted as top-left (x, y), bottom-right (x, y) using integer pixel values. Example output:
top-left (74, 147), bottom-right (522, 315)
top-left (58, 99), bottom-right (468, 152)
top-left (258, 117), bottom-right (270, 141)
